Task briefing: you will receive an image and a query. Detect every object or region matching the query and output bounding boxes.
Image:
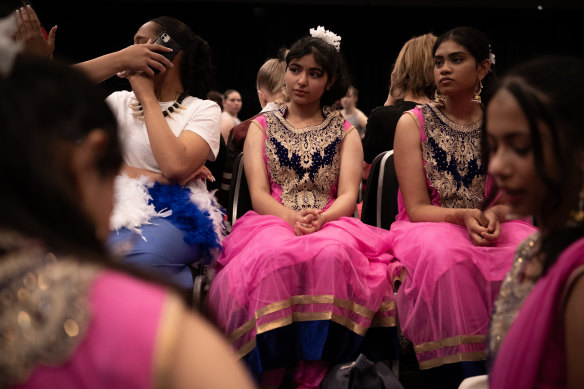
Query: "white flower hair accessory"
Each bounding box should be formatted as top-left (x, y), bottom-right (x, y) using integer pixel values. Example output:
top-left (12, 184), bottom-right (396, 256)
top-left (0, 15), bottom-right (22, 76)
top-left (309, 26), bottom-right (341, 52)
top-left (488, 44), bottom-right (496, 65)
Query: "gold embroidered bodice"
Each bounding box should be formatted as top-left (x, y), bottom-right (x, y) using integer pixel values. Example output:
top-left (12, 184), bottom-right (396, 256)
top-left (420, 103), bottom-right (487, 209)
top-left (263, 108), bottom-right (347, 211)
top-left (487, 232), bottom-right (542, 371)
top-left (0, 232), bottom-right (97, 387)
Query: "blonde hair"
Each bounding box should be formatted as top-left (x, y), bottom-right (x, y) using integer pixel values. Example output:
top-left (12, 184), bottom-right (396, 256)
top-left (256, 58), bottom-right (287, 103)
top-left (389, 33), bottom-right (437, 100)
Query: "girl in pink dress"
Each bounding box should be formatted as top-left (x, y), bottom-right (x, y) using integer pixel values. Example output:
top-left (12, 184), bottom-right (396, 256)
top-left (205, 27), bottom-right (396, 388)
top-left (390, 26), bottom-right (536, 387)
top-left (485, 56), bottom-right (584, 388)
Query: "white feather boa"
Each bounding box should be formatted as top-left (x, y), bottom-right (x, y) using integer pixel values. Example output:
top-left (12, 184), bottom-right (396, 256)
top-left (109, 173), bottom-right (226, 243)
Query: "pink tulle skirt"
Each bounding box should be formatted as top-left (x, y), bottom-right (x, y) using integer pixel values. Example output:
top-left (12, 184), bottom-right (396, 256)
top-left (205, 211), bottom-right (396, 377)
top-left (388, 219), bottom-right (537, 370)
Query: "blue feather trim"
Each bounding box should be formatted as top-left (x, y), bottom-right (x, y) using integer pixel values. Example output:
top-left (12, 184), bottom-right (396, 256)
top-left (148, 182), bottom-right (221, 265)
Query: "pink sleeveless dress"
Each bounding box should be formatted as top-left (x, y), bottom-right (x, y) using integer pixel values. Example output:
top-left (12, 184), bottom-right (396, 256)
top-left (388, 104), bottom-right (537, 370)
top-left (205, 108), bottom-right (396, 380)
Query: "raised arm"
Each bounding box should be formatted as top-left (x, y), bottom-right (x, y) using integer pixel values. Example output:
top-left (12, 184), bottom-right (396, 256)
top-left (125, 73), bottom-right (219, 183)
top-left (74, 43), bottom-right (174, 84)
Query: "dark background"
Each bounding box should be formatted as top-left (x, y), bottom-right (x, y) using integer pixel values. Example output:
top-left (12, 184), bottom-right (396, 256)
top-left (5, 0), bottom-right (583, 120)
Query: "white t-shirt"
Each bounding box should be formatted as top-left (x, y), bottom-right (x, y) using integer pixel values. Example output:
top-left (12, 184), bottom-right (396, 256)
top-left (106, 90), bottom-right (221, 173)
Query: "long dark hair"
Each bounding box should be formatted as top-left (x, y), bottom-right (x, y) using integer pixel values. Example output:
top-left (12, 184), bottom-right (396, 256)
top-left (483, 56), bottom-right (584, 273)
top-left (285, 35), bottom-right (351, 109)
top-left (151, 16), bottom-right (213, 99)
top-left (0, 54), bottom-right (122, 257)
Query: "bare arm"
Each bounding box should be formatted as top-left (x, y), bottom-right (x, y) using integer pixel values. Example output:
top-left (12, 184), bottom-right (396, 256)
top-left (394, 112), bottom-right (496, 245)
top-left (157, 296), bottom-right (257, 389)
top-left (317, 128), bottom-right (362, 224)
top-left (74, 43), bottom-right (174, 84)
top-left (243, 121), bottom-right (297, 226)
top-left (130, 74), bottom-right (215, 182)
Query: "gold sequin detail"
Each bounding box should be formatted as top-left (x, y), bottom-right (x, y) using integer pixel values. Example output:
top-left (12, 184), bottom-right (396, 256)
top-left (420, 103), bottom-right (486, 209)
top-left (487, 232), bottom-right (541, 369)
top-left (0, 231), bottom-right (97, 387)
top-left (264, 109), bottom-right (347, 211)
top-left (64, 319), bottom-right (80, 337)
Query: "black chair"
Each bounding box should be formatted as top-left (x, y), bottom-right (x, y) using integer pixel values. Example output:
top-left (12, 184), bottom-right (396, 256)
top-left (361, 150), bottom-right (400, 230)
top-left (227, 152), bottom-right (253, 225)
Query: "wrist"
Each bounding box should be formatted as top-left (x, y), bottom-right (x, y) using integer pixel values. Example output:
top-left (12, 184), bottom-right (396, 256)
top-left (450, 208), bottom-right (475, 226)
top-left (112, 50), bottom-right (126, 74)
top-left (486, 205), bottom-right (509, 222)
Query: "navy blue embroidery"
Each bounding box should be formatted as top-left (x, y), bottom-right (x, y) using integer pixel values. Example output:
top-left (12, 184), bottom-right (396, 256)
top-left (270, 136), bottom-right (342, 182)
top-left (427, 136), bottom-right (486, 191)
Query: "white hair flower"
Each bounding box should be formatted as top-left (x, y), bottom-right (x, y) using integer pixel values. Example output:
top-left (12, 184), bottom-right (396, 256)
top-left (488, 44), bottom-right (496, 65)
top-left (309, 26), bottom-right (341, 52)
top-left (0, 15), bottom-right (22, 76)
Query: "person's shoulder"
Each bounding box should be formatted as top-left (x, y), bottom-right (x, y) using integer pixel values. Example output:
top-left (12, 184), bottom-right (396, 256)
top-left (106, 89), bottom-right (133, 103)
top-left (188, 97), bottom-right (221, 110)
top-left (186, 97), bottom-right (222, 117)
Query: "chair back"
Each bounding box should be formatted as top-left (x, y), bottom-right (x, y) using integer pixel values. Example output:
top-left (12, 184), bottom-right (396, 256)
top-left (227, 152), bottom-right (253, 224)
top-left (361, 150), bottom-right (399, 230)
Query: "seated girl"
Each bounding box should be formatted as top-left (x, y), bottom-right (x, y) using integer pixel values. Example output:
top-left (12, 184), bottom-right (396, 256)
top-left (103, 17), bottom-right (225, 292)
top-left (205, 27), bottom-right (396, 388)
top-left (389, 26), bottom-right (537, 387)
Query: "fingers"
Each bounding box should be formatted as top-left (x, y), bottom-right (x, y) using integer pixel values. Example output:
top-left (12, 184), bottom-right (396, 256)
top-left (148, 42), bottom-right (173, 53)
top-left (16, 5), bottom-right (41, 38)
top-left (481, 220), bottom-right (501, 242)
top-left (197, 166), bottom-right (215, 182)
top-left (47, 25), bottom-right (57, 46)
top-left (469, 231), bottom-right (492, 246)
top-left (294, 222), bottom-right (317, 236)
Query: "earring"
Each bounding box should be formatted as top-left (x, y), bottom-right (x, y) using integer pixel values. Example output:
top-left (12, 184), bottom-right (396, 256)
top-left (434, 89), bottom-right (445, 106)
top-left (472, 80), bottom-right (483, 104)
top-left (569, 184), bottom-right (584, 226)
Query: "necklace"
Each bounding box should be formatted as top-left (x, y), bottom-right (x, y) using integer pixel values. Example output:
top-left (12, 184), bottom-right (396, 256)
top-left (129, 91), bottom-right (188, 120)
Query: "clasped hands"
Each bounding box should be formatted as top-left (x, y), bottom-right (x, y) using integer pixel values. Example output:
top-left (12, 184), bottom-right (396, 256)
top-left (464, 208), bottom-right (501, 246)
top-left (291, 209), bottom-right (326, 236)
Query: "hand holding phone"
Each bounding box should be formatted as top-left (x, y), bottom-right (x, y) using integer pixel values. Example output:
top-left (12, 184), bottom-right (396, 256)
top-left (152, 31), bottom-right (181, 73)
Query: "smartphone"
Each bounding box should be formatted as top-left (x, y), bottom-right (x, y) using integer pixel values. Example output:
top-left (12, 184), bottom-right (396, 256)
top-left (153, 31), bottom-right (181, 61)
top-left (151, 31), bottom-right (181, 74)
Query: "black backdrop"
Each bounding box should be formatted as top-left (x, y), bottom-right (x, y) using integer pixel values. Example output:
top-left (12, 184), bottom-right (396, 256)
top-left (19, 1), bottom-right (584, 120)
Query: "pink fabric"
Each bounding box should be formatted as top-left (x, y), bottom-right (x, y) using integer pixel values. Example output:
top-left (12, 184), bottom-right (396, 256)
top-left (490, 237), bottom-right (584, 389)
top-left (293, 360), bottom-right (330, 388)
top-left (390, 218), bottom-right (535, 367)
top-left (17, 271), bottom-right (168, 389)
top-left (208, 211), bottom-right (395, 355)
top-left (208, 112), bottom-right (395, 378)
top-left (388, 106), bottom-right (538, 369)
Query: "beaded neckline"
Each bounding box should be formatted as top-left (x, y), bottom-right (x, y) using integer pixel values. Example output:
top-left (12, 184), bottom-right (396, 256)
top-left (129, 91), bottom-right (188, 120)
